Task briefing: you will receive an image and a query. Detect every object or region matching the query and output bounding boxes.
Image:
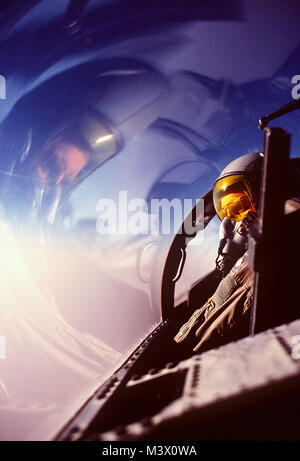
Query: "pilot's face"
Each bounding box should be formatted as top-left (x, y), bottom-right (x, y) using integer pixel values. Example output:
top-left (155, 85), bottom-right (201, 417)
top-left (35, 141), bottom-right (89, 187)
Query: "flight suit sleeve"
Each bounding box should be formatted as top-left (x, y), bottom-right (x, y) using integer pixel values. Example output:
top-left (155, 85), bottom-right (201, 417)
top-left (174, 254), bottom-right (254, 353)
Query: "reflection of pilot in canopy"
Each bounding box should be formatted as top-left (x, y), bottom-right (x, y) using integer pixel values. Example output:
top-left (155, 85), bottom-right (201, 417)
top-left (174, 152), bottom-right (300, 352)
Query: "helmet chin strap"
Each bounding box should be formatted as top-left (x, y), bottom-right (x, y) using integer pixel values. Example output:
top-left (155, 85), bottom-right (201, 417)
top-left (215, 211), bottom-right (257, 279)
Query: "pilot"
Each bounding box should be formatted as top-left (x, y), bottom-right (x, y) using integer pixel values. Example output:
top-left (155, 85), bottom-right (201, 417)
top-left (174, 152), bottom-right (300, 353)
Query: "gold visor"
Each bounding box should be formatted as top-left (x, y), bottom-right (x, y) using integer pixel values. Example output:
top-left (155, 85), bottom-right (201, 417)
top-left (213, 174), bottom-right (256, 221)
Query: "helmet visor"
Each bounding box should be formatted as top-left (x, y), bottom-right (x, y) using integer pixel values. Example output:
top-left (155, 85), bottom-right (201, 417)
top-left (213, 174), bottom-right (256, 221)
